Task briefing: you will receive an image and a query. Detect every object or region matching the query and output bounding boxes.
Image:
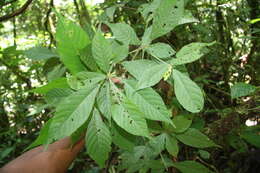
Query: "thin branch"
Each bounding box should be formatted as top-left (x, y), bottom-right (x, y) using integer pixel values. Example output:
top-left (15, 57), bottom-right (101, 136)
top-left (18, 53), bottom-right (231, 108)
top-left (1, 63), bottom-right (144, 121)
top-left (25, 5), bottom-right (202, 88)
top-left (73, 0), bottom-right (81, 22)
top-left (44, 0), bottom-right (55, 48)
top-left (12, 6), bottom-right (17, 45)
top-left (79, 0), bottom-right (91, 24)
top-left (0, 0), bottom-right (33, 22)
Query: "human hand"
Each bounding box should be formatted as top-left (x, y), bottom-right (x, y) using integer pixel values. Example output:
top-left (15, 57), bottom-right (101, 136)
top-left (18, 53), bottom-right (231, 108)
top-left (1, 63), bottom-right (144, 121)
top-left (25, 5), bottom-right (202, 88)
top-left (0, 137), bottom-right (85, 173)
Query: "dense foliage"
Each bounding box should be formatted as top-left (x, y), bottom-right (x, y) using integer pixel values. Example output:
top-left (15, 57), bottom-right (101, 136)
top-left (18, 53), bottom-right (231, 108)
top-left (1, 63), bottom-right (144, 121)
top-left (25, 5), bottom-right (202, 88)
top-left (0, 0), bottom-right (259, 173)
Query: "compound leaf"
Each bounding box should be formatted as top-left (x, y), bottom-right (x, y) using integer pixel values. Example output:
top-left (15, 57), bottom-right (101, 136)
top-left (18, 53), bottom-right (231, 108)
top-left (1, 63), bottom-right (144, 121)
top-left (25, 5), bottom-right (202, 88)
top-left (111, 122), bottom-right (136, 151)
top-left (124, 80), bottom-right (172, 124)
top-left (96, 82), bottom-right (112, 121)
top-left (172, 69), bottom-right (204, 113)
top-left (172, 161), bottom-right (213, 173)
top-left (56, 14), bottom-right (89, 74)
top-left (123, 60), bottom-right (158, 79)
top-left (151, 0), bottom-right (197, 39)
top-left (165, 134), bottom-right (179, 157)
top-left (111, 40), bottom-right (129, 63)
top-left (171, 42), bottom-right (215, 65)
top-left (231, 82), bottom-right (256, 99)
top-left (32, 78), bottom-right (69, 94)
top-left (24, 47), bottom-right (58, 60)
top-left (108, 23), bottom-right (140, 45)
top-left (123, 60), bottom-right (169, 90)
top-left (149, 133), bottom-right (166, 155)
top-left (146, 42), bottom-right (175, 59)
top-left (86, 109), bottom-right (112, 167)
top-left (50, 84), bottom-right (100, 140)
top-left (176, 128), bottom-right (217, 148)
top-left (67, 72), bottom-right (106, 90)
top-left (111, 104), bottom-right (150, 138)
top-left (172, 115), bottom-right (192, 133)
top-left (92, 30), bottom-right (113, 72)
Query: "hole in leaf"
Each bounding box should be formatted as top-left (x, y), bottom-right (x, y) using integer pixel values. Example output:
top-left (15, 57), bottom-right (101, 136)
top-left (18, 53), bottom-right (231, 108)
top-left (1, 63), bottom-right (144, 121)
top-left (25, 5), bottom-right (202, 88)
top-left (174, 6), bottom-right (178, 8)
top-left (130, 120), bottom-right (133, 124)
top-left (97, 129), bottom-right (101, 132)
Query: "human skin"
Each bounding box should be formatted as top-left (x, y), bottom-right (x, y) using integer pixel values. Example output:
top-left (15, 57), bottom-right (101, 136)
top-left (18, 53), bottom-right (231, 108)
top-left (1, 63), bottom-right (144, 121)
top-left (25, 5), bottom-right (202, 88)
top-left (0, 137), bottom-right (85, 173)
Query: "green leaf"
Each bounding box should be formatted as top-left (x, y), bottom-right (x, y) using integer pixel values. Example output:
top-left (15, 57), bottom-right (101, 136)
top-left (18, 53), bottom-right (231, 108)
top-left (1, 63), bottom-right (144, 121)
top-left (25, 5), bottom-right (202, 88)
top-left (44, 88), bottom-right (74, 106)
top-left (71, 120), bottom-right (88, 145)
top-left (137, 63), bottom-right (169, 89)
top-left (0, 146), bottom-right (14, 160)
top-left (149, 134), bottom-right (166, 155)
top-left (172, 69), bottom-right (204, 113)
top-left (96, 82), bottom-right (112, 121)
top-left (138, 0), bottom-right (161, 20)
top-left (111, 104), bottom-right (150, 138)
top-left (32, 78), bottom-right (69, 94)
top-left (24, 47), bottom-right (58, 60)
top-left (191, 116), bottom-right (205, 130)
top-left (124, 80), bottom-right (172, 124)
top-left (28, 119), bottom-right (56, 148)
top-left (119, 146), bottom-right (152, 172)
top-left (151, 0), bottom-right (197, 39)
top-left (149, 160), bottom-right (167, 173)
top-left (123, 60), bottom-right (169, 90)
top-left (56, 14), bottom-right (89, 74)
top-left (180, 10), bottom-right (200, 25)
top-left (165, 134), bottom-right (179, 157)
top-left (123, 60), bottom-right (158, 79)
top-left (171, 42), bottom-right (215, 65)
top-left (198, 150), bottom-right (210, 159)
top-left (50, 85), bottom-right (100, 140)
top-left (146, 43), bottom-right (175, 59)
top-left (108, 23), bottom-right (140, 45)
top-left (172, 115), bottom-right (192, 133)
top-left (106, 6), bottom-right (117, 21)
top-left (92, 30), bottom-right (113, 72)
top-left (86, 109), bottom-right (112, 167)
top-left (67, 72), bottom-right (106, 90)
top-left (46, 64), bottom-right (66, 81)
top-left (80, 44), bottom-right (99, 72)
top-left (172, 161), bottom-right (213, 173)
top-left (241, 127), bottom-right (260, 148)
top-left (227, 133), bottom-right (248, 152)
top-left (141, 27), bottom-right (153, 46)
top-left (147, 120), bottom-right (164, 133)
top-left (2, 46), bottom-right (20, 56)
top-left (176, 128), bottom-right (217, 148)
top-left (111, 122), bottom-right (136, 151)
top-left (231, 83), bottom-right (256, 99)
top-left (110, 40), bottom-right (129, 63)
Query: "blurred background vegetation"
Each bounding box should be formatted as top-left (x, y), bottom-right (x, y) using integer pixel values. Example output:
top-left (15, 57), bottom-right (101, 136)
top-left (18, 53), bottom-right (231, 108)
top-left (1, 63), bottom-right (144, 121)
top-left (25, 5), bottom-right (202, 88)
top-left (0, 0), bottom-right (259, 172)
